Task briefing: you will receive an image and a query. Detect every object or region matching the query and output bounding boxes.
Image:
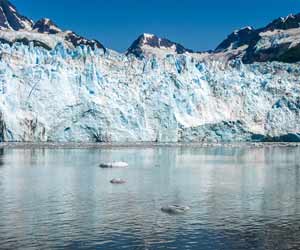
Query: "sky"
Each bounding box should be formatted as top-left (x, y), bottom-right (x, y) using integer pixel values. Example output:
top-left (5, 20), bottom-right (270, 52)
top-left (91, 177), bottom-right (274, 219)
top-left (13, 0), bottom-right (300, 52)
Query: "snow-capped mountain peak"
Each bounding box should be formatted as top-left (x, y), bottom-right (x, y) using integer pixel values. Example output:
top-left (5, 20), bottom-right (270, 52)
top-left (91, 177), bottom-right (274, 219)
top-left (282, 14), bottom-right (296, 22)
top-left (126, 33), bottom-right (193, 57)
top-left (0, 0), bottom-right (33, 30)
top-left (32, 18), bottom-right (62, 34)
top-left (216, 25), bottom-right (258, 52)
top-left (0, 0), bottom-right (105, 51)
top-left (215, 12), bottom-right (300, 64)
top-left (63, 30), bottom-right (105, 50)
top-left (233, 26), bottom-right (254, 35)
top-left (141, 33), bottom-right (155, 40)
top-left (264, 13), bottom-right (300, 31)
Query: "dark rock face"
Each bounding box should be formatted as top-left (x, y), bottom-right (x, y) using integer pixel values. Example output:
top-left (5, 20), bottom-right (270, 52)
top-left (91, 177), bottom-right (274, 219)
top-left (216, 27), bottom-right (260, 52)
top-left (32, 18), bottom-right (61, 34)
top-left (15, 38), bottom-right (52, 50)
top-left (0, 1), bottom-right (105, 51)
top-left (127, 34), bottom-right (193, 57)
top-left (65, 32), bottom-right (105, 51)
top-left (242, 42), bottom-right (300, 64)
top-left (0, 37), bottom-right (52, 50)
top-left (277, 44), bottom-right (300, 63)
top-left (33, 18), bottom-right (106, 50)
top-left (0, 0), bottom-right (33, 30)
top-left (263, 14), bottom-right (300, 31)
top-left (242, 43), bottom-right (291, 64)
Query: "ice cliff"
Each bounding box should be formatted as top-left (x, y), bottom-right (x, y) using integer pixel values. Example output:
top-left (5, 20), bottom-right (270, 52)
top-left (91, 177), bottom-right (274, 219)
top-left (0, 42), bottom-right (299, 142)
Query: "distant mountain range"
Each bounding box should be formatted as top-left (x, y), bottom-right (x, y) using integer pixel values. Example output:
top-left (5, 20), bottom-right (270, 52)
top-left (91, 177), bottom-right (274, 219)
top-left (0, 0), bottom-right (300, 63)
top-left (0, 0), bottom-right (105, 50)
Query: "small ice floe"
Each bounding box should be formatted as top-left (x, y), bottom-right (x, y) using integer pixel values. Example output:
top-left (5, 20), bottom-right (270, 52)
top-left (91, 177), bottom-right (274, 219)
top-left (161, 205), bottom-right (190, 215)
top-left (99, 162), bottom-right (129, 168)
top-left (110, 178), bottom-right (126, 184)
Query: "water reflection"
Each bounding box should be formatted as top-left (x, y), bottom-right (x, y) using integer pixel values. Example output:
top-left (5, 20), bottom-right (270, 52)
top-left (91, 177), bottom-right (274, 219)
top-left (0, 146), bottom-right (299, 249)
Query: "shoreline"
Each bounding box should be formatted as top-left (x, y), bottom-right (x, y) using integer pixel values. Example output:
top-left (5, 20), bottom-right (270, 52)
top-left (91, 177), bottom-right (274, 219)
top-left (0, 142), bottom-right (299, 149)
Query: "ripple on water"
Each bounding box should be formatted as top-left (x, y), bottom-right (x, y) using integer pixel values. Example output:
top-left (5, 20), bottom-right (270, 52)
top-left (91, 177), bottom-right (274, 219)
top-left (0, 146), bottom-right (300, 249)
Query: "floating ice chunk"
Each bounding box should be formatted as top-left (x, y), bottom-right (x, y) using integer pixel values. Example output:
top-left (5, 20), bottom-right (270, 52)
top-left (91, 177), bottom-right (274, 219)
top-left (99, 162), bottom-right (129, 168)
top-left (110, 178), bottom-right (126, 184)
top-left (161, 205), bottom-right (191, 214)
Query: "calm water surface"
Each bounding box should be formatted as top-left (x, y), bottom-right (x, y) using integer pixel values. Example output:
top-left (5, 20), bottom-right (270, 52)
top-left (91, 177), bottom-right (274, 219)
top-left (0, 146), bottom-right (300, 250)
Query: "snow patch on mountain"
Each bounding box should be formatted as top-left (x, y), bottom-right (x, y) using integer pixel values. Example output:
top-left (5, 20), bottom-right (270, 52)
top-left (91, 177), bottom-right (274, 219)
top-left (127, 33), bottom-right (192, 58)
top-left (257, 28), bottom-right (300, 50)
top-left (33, 18), bottom-right (62, 34)
top-left (0, 0), bottom-right (33, 30)
top-left (0, 29), bottom-right (73, 49)
top-left (0, 1), bottom-right (105, 51)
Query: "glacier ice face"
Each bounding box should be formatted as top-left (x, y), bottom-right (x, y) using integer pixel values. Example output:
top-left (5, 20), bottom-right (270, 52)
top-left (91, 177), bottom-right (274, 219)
top-left (0, 42), bottom-right (300, 142)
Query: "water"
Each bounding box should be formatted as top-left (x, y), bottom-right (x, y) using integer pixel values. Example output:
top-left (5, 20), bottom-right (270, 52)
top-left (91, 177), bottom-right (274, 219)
top-left (0, 145), bottom-right (299, 250)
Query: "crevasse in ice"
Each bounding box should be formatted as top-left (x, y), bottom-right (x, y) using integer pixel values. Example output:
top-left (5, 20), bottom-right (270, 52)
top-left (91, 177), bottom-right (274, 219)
top-left (0, 42), bottom-right (299, 142)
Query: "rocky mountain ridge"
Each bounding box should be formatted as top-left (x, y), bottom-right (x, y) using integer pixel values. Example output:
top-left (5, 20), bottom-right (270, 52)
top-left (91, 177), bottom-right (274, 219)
top-left (0, 0), bottom-right (105, 50)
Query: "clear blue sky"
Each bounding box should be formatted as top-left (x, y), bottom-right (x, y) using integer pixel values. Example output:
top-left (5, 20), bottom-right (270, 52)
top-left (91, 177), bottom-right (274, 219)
top-left (13, 0), bottom-right (300, 52)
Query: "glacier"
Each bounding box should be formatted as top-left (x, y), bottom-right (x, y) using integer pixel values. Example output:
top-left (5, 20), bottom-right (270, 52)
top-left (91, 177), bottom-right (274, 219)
top-left (0, 41), bottom-right (299, 143)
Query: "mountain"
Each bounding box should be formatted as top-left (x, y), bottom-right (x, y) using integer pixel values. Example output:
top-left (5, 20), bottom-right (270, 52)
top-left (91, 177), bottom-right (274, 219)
top-left (0, 0), bottom-right (105, 51)
top-left (32, 18), bottom-right (61, 34)
top-left (0, 2), bottom-right (299, 143)
top-left (32, 18), bottom-right (105, 50)
top-left (0, 0), bottom-right (33, 30)
top-left (215, 27), bottom-right (259, 52)
top-left (127, 33), bottom-right (193, 57)
top-left (216, 13), bottom-right (300, 63)
top-left (263, 14), bottom-right (300, 31)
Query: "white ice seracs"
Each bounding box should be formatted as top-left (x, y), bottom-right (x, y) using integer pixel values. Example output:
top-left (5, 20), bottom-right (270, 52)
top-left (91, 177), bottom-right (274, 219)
top-left (0, 41), bottom-right (299, 143)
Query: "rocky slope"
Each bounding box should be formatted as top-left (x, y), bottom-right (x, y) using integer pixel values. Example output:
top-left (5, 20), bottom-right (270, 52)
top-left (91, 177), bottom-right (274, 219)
top-left (216, 14), bottom-right (300, 63)
top-left (0, 0), bottom-right (299, 142)
top-left (0, 0), bottom-right (32, 30)
top-left (126, 33), bottom-right (193, 58)
top-left (0, 0), bottom-right (104, 50)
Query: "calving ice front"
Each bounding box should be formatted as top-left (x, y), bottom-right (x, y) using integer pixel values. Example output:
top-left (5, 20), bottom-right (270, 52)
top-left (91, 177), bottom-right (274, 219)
top-left (0, 0), bottom-right (300, 143)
